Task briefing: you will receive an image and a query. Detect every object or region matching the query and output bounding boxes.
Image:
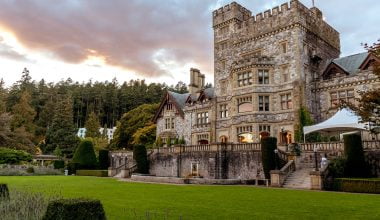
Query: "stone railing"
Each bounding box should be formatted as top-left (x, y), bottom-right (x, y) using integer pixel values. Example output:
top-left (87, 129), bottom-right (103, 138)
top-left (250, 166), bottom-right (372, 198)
top-left (230, 143), bottom-right (261, 151)
top-left (363, 140), bottom-right (380, 150)
top-left (270, 160), bottom-right (295, 187)
top-left (153, 143), bottom-right (261, 154)
top-left (300, 142), bottom-right (344, 152)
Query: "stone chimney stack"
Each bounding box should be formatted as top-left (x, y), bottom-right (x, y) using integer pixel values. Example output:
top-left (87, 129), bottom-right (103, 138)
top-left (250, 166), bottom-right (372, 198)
top-left (189, 68), bottom-right (205, 95)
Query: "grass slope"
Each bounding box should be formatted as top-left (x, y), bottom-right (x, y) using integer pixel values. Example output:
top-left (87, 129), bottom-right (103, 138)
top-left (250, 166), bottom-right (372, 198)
top-left (1, 176), bottom-right (379, 220)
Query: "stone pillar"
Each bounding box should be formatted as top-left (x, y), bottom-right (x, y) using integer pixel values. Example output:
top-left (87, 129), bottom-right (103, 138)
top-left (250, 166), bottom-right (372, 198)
top-left (108, 167), bottom-right (116, 177)
top-left (310, 171), bottom-right (323, 190)
top-left (270, 170), bottom-right (281, 187)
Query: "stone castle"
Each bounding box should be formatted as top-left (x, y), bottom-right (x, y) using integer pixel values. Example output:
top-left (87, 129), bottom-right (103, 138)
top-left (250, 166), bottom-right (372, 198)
top-left (153, 0), bottom-right (380, 146)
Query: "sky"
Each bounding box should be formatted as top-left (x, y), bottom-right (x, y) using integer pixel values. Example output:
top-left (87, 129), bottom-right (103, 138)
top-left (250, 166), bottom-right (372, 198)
top-left (0, 0), bottom-right (378, 87)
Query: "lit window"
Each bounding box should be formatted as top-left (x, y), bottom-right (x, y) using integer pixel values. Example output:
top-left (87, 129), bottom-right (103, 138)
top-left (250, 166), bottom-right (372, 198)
top-left (237, 126), bottom-right (253, 143)
top-left (258, 69), bottom-right (269, 84)
top-left (259, 95), bottom-right (270, 111)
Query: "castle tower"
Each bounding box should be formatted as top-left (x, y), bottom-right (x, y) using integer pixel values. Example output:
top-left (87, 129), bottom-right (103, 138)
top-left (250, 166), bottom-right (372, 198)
top-left (212, 0), bottom-right (340, 144)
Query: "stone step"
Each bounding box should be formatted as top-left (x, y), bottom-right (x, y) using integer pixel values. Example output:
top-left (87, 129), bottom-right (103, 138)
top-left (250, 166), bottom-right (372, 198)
top-left (282, 168), bottom-right (312, 189)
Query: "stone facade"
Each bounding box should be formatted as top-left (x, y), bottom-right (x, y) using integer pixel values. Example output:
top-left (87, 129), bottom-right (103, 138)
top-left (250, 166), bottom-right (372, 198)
top-left (154, 0), bottom-right (379, 145)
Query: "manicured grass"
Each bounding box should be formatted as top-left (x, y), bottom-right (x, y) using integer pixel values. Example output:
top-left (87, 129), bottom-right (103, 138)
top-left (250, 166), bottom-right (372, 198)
top-left (1, 176), bottom-right (380, 219)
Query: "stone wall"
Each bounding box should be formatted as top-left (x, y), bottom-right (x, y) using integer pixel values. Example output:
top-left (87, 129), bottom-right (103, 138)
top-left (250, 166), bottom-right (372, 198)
top-left (149, 147), bottom-right (264, 180)
top-left (365, 151), bottom-right (380, 177)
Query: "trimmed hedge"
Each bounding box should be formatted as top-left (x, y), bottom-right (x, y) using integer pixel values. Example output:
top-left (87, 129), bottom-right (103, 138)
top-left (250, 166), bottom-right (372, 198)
top-left (98, 150), bottom-right (110, 170)
top-left (72, 140), bottom-right (97, 169)
top-left (67, 162), bottom-right (80, 175)
top-left (0, 148), bottom-right (32, 164)
top-left (133, 144), bottom-right (149, 174)
top-left (261, 137), bottom-right (277, 179)
top-left (333, 178), bottom-right (380, 194)
top-left (343, 134), bottom-right (370, 177)
top-left (42, 198), bottom-right (106, 220)
top-left (0, 183), bottom-right (9, 199)
top-left (54, 160), bottom-right (65, 169)
top-left (76, 170), bottom-right (108, 177)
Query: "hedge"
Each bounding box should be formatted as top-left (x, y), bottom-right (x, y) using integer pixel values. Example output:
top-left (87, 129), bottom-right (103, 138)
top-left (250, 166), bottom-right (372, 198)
top-left (133, 144), bottom-right (149, 174)
top-left (343, 134), bottom-right (370, 177)
top-left (67, 162), bottom-right (80, 175)
top-left (333, 178), bottom-right (380, 194)
top-left (0, 148), bottom-right (32, 164)
top-left (72, 140), bottom-right (97, 169)
top-left (54, 160), bottom-right (65, 169)
top-left (98, 150), bottom-right (110, 170)
top-left (42, 198), bottom-right (106, 220)
top-left (0, 183), bottom-right (9, 199)
top-left (76, 170), bottom-right (108, 177)
top-left (261, 137), bottom-right (277, 179)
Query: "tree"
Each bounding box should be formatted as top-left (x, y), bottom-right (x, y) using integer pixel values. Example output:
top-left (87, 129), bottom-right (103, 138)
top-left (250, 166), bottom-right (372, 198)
top-left (0, 113), bottom-right (34, 153)
top-left (72, 139), bottom-right (97, 169)
top-left (85, 112), bottom-right (101, 138)
top-left (343, 134), bottom-right (371, 177)
top-left (110, 103), bottom-right (159, 150)
top-left (45, 95), bottom-right (78, 156)
top-left (10, 90), bottom-right (36, 135)
top-left (133, 144), bottom-right (149, 174)
top-left (348, 40), bottom-right (380, 134)
top-left (294, 106), bottom-right (315, 142)
top-left (98, 149), bottom-right (110, 169)
top-left (261, 137), bottom-right (277, 179)
top-left (132, 123), bottom-right (156, 148)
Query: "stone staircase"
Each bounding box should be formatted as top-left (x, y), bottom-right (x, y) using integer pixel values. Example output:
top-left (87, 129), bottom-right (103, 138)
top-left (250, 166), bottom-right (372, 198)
top-left (282, 167), bottom-right (312, 189)
top-left (282, 157), bottom-right (315, 189)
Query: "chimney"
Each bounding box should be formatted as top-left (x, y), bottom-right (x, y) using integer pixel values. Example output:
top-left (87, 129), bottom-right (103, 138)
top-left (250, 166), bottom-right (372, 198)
top-left (189, 68), bottom-right (205, 95)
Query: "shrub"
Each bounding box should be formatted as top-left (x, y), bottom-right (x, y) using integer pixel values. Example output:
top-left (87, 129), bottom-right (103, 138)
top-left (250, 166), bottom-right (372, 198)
top-left (166, 138), bottom-right (171, 147)
top-left (76, 170), bottom-right (108, 177)
top-left (72, 139), bottom-right (97, 169)
top-left (26, 167), bottom-right (34, 173)
top-left (333, 178), bottom-right (380, 194)
top-left (42, 198), bottom-right (106, 220)
top-left (179, 136), bottom-right (186, 145)
top-left (261, 137), bottom-right (277, 179)
top-left (0, 190), bottom-right (60, 219)
top-left (343, 134), bottom-right (370, 178)
top-left (0, 148), bottom-right (32, 164)
top-left (328, 157), bottom-right (346, 178)
top-left (0, 184), bottom-right (9, 199)
top-left (98, 150), bottom-right (110, 170)
top-left (54, 160), bottom-right (65, 169)
top-left (133, 144), bottom-right (149, 174)
top-left (67, 162), bottom-right (80, 175)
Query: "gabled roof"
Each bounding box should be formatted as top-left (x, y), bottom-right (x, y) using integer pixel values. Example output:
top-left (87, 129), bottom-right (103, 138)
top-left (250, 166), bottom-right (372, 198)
top-left (197, 87), bottom-right (215, 101)
top-left (332, 52), bottom-right (368, 75)
top-left (152, 91), bottom-right (190, 122)
top-left (322, 52), bottom-right (369, 78)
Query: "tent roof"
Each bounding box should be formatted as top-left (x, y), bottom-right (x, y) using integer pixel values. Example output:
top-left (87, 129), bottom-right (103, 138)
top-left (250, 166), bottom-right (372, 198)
top-left (303, 108), bottom-right (367, 135)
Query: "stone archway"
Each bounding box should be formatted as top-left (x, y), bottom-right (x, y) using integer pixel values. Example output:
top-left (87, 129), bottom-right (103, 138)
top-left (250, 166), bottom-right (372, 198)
top-left (219, 135), bottom-right (228, 143)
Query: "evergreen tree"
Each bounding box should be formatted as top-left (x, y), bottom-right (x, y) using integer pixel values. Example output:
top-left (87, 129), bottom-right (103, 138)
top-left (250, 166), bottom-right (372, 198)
top-left (85, 112), bottom-right (101, 138)
top-left (72, 139), bottom-right (97, 169)
top-left (0, 79), bottom-right (7, 114)
top-left (10, 90), bottom-right (36, 134)
top-left (45, 95), bottom-right (78, 156)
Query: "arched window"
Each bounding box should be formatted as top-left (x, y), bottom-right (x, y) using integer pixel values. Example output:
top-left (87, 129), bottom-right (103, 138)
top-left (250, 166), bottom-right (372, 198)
top-left (220, 136), bottom-right (228, 143)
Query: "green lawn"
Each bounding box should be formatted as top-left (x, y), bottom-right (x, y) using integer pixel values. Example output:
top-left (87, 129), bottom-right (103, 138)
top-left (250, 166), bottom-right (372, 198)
top-left (1, 176), bottom-right (379, 220)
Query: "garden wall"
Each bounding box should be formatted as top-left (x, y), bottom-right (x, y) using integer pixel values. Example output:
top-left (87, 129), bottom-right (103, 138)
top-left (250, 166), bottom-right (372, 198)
top-left (149, 148), bottom-right (264, 180)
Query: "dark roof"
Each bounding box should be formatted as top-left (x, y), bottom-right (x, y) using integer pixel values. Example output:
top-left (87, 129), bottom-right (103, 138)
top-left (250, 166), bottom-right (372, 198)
top-left (332, 52), bottom-right (368, 75)
top-left (168, 91), bottom-right (189, 109)
top-left (203, 88), bottom-right (215, 98)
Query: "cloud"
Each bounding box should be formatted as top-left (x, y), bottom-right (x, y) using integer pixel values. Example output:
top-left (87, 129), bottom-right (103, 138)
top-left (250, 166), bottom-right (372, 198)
top-left (0, 0), bottom-right (215, 78)
top-left (0, 37), bottom-right (32, 62)
top-left (0, 0), bottom-right (378, 79)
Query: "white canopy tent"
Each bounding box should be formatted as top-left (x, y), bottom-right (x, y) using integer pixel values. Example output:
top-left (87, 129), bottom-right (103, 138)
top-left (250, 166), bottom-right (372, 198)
top-left (303, 108), bottom-right (368, 142)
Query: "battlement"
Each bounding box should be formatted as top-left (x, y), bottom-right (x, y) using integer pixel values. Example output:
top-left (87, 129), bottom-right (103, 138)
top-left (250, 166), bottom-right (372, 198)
top-left (214, 0), bottom-right (340, 51)
top-left (213, 2), bottom-right (252, 27)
